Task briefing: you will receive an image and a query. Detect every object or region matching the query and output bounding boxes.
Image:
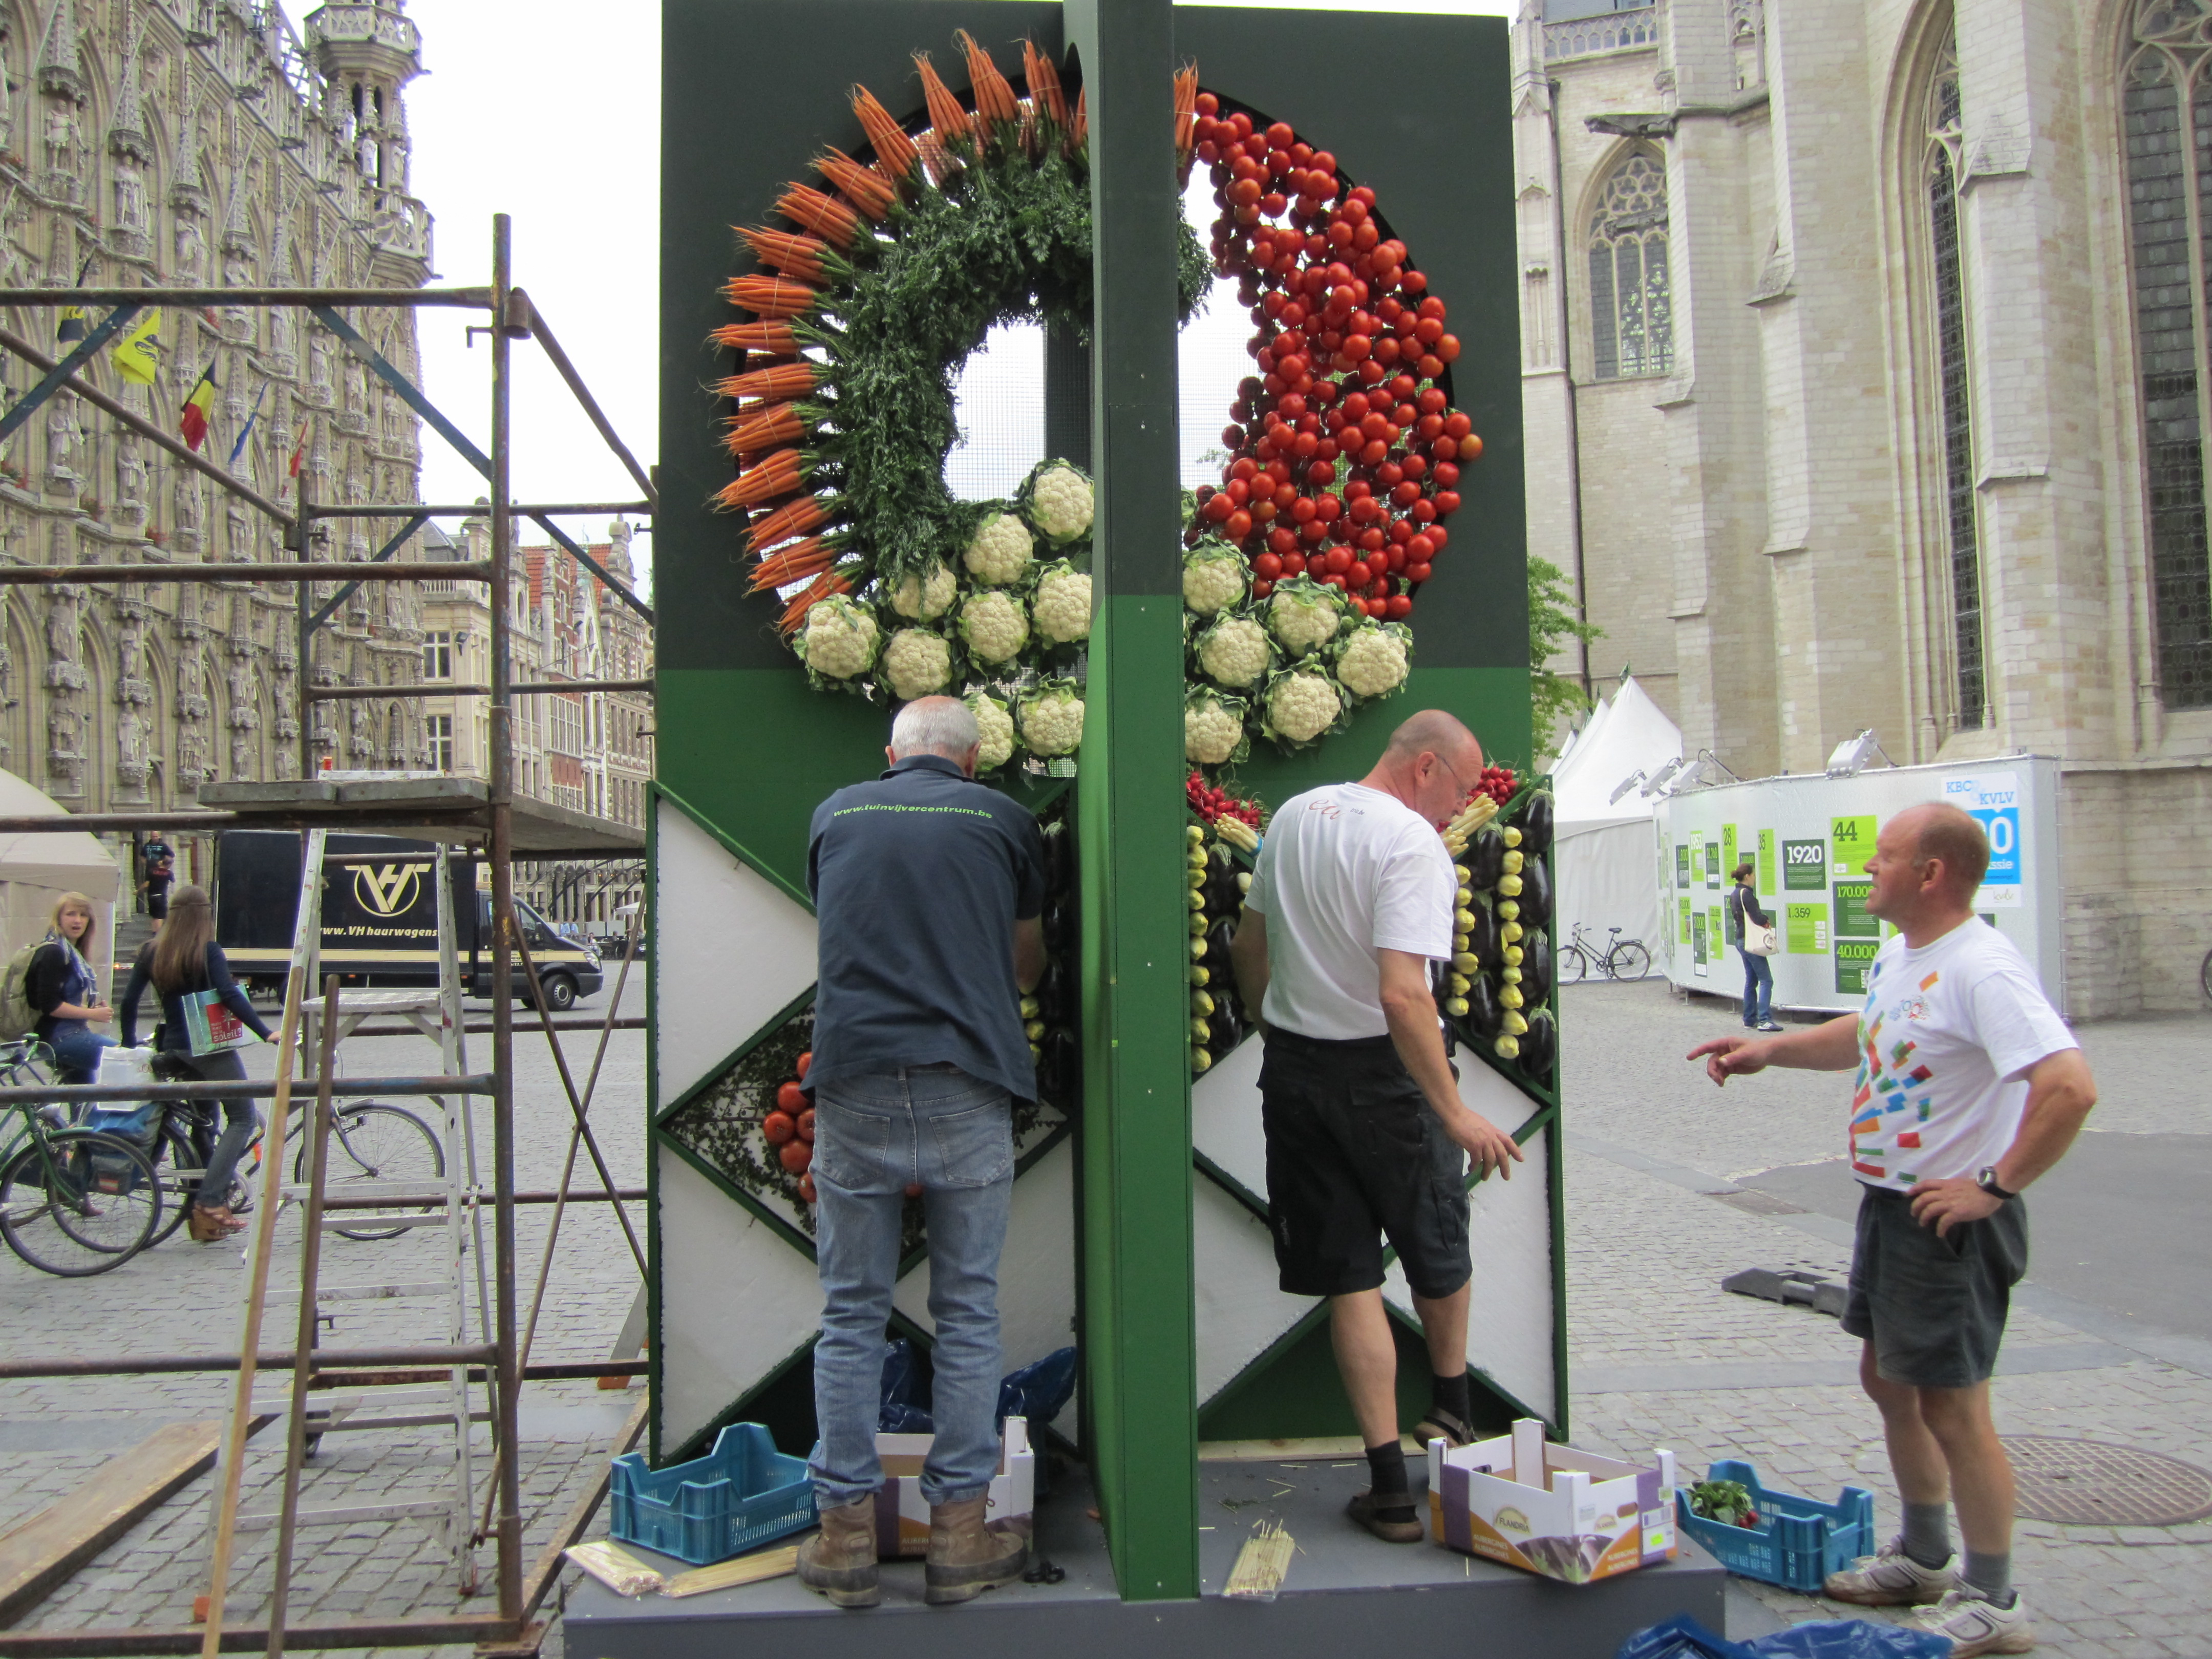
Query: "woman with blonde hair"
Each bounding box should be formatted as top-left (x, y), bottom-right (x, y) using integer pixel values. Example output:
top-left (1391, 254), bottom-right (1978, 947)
top-left (26, 891), bottom-right (115, 1084)
top-left (118, 884), bottom-right (273, 1241)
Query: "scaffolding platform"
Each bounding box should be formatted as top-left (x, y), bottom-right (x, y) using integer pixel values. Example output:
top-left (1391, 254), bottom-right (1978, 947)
top-left (196, 777), bottom-right (645, 854)
top-left (563, 1457), bottom-right (1726, 1659)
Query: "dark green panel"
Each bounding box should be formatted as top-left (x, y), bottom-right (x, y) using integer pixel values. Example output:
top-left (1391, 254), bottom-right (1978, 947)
top-left (1171, 9), bottom-right (1526, 672)
top-left (1197, 1311), bottom-right (1518, 1444)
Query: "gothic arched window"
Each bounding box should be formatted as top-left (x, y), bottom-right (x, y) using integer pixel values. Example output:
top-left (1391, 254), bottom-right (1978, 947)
top-left (1587, 148), bottom-right (1673, 379)
top-left (2121, 5), bottom-right (2212, 708)
top-left (1925, 30), bottom-right (1985, 729)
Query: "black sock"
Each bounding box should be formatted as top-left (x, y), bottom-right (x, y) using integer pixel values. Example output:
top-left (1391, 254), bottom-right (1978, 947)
top-left (1431, 1370), bottom-right (1471, 1428)
top-left (1366, 1442), bottom-right (1412, 1514)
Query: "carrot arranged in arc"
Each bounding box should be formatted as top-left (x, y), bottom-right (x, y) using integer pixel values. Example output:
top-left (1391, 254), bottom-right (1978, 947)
top-left (851, 86), bottom-right (921, 185)
top-left (710, 320), bottom-right (800, 356)
top-left (1022, 39), bottom-right (1067, 130)
top-left (914, 52), bottom-right (972, 155)
top-left (711, 448), bottom-right (810, 513)
top-left (1173, 64), bottom-right (1199, 172)
top-left (750, 536), bottom-right (843, 592)
top-left (778, 570), bottom-right (850, 633)
top-left (739, 228), bottom-right (831, 284)
top-left (776, 185), bottom-right (860, 250)
top-left (958, 31), bottom-right (1020, 139)
top-left (815, 146), bottom-right (897, 221)
top-left (722, 401), bottom-right (814, 457)
top-left (713, 361), bottom-right (825, 403)
top-left (746, 495), bottom-right (835, 555)
top-left (1070, 86), bottom-right (1087, 152)
top-left (724, 275), bottom-right (822, 319)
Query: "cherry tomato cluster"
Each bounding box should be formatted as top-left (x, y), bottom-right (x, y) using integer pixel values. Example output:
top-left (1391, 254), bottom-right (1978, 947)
top-left (1469, 762), bottom-right (1518, 809)
top-left (1186, 771), bottom-right (1263, 827)
top-left (1187, 95), bottom-right (1477, 623)
top-left (765, 1052), bottom-right (818, 1202)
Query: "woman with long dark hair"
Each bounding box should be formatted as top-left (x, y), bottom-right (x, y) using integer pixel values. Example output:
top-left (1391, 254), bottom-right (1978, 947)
top-left (118, 884), bottom-right (274, 1241)
top-left (27, 891), bottom-right (116, 1084)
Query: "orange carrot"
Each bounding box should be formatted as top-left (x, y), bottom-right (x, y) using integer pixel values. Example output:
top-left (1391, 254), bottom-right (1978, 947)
top-left (711, 449), bottom-right (806, 513)
top-left (723, 275), bottom-right (822, 319)
top-left (914, 52), bottom-right (971, 155)
top-left (750, 537), bottom-right (841, 591)
top-left (712, 361), bottom-right (825, 403)
top-left (746, 495), bottom-right (834, 555)
top-left (738, 227), bottom-right (830, 284)
top-left (778, 570), bottom-right (850, 633)
top-left (722, 402), bottom-right (812, 457)
top-left (1022, 39), bottom-right (1067, 129)
top-left (776, 185), bottom-right (860, 250)
top-left (815, 146), bottom-right (897, 221)
top-left (958, 31), bottom-right (1020, 140)
top-left (1070, 86), bottom-right (1087, 152)
top-left (709, 320), bottom-right (800, 355)
top-left (1174, 64), bottom-right (1199, 172)
top-left (851, 85), bottom-right (921, 186)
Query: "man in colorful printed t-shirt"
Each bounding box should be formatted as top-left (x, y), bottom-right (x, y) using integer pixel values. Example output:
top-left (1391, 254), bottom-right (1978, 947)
top-left (1688, 803), bottom-right (2096, 1659)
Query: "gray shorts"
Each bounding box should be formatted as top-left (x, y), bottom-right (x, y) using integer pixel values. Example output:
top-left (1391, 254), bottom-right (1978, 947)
top-left (1841, 1184), bottom-right (2028, 1390)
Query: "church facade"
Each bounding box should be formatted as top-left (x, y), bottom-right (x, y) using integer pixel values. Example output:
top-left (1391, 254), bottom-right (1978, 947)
top-left (1517, 0), bottom-right (2212, 1013)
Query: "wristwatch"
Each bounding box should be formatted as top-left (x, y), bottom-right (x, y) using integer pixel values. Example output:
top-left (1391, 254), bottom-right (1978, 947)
top-left (1975, 1166), bottom-right (2017, 1201)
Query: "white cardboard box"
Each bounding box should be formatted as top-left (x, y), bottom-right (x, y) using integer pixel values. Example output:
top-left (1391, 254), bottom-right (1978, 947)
top-left (1428, 1418), bottom-right (1677, 1584)
top-left (867, 1417), bottom-right (1034, 1559)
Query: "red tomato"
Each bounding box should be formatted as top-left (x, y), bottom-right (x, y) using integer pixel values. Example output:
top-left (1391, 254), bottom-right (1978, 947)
top-left (777, 1080), bottom-right (807, 1114)
top-left (1435, 462), bottom-right (1461, 487)
top-left (1204, 493), bottom-right (1235, 524)
top-left (1406, 561), bottom-right (1433, 583)
top-left (799, 1174), bottom-right (818, 1203)
top-left (1268, 527), bottom-right (1298, 555)
top-left (797, 1109), bottom-right (816, 1144)
top-left (1252, 578), bottom-right (1274, 599)
top-left (1460, 434), bottom-right (1484, 461)
top-left (779, 1140), bottom-right (813, 1175)
top-left (1280, 551), bottom-right (1307, 576)
top-left (1444, 413), bottom-right (1473, 441)
top-left (1437, 334), bottom-right (1461, 363)
top-left (1432, 436), bottom-right (1458, 461)
top-left (1226, 510), bottom-right (1252, 541)
top-left (1324, 546), bottom-right (1354, 575)
top-left (1386, 595), bottom-right (1414, 620)
top-left (1299, 517), bottom-right (1328, 543)
top-left (1435, 491), bottom-right (1462, 515)
top-left (1408, 533), bottom-right (1437, 562)
top-left (763, 1112), bottom-right (796, 1146)
top-left (797, 1052), bottom-right (812, 1079)
top-left (1416, 354), bottom-right (1443, 381)
top-left (1254, 552), bottom-right (1283, 580)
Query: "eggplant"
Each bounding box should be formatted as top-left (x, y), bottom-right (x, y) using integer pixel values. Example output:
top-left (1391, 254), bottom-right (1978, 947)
top-left (1509, 788), bottom-right (1555, 857)
top-left (1464, 973), bottom-right (1504, 1039)
top-left (1519, 855), bottom-right (1554, 929)
top-left (1468, 896), bottom-right (1504, 973)
top-left (1207, 868), bottom-right (1244, 916)
top-left (1036, 959), bottom-right (1070, 1024)
top-left (1465, 825), bottom-right (1507, 889)
top-left (1518, 930), bottom-right (1552, 1004)
top-left (1517, 1006), bottom-right (1556, 1082)
top-left (1043, 823), bottom-right (1072, 893)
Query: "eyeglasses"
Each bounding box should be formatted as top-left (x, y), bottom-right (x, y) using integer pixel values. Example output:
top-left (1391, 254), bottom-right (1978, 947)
top-left (1436, 753), bottom-right (1472, 795)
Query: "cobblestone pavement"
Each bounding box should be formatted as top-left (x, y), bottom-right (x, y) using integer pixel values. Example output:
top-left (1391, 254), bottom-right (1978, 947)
top-left (6, 973), bottom-right (2206, 1655)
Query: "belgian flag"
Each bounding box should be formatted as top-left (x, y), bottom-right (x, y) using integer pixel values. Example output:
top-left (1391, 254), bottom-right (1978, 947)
top-left (179, 360), bottom-right (218, 452)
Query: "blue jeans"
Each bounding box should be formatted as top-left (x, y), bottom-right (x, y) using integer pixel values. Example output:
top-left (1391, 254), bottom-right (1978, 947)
top-left (1738, 949), bottom-right (1773, 1025)
top-left (809, 1066), bottom-right (1013, 1512)
top-left (46, 1022), bottom-right (116, 1088)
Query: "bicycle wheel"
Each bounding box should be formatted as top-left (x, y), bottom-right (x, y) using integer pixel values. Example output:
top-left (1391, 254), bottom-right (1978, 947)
top-left (2201, 947), bottom-right (2212, 1005)
top-left (149, 1121), bottom-right (251, 1246)
top-left (297, 1103), bottom-right (444, 1242)
top-left (1608, 941), bottom-right (1653, 982)
top-left (1558, 943), bottom-right (1589, 985)
top-left (0, 1131), bottom-right (161, 1275)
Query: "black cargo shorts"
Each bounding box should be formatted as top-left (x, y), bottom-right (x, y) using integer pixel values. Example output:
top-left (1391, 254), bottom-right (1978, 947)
top-left (1258, 1027), bottom-right (1471, 1300)
top-left (1843, 1184), bottom-right (2028, 1390)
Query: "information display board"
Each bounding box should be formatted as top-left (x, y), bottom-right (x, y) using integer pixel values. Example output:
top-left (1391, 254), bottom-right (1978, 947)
top-left (1655, 756), bottom-right (2064, 1015)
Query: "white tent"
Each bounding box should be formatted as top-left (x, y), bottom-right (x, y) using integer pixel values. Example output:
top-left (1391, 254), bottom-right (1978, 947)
top-left (0, 769), bottom-right (122, 969)
top-left (1548, 677), bottom-right (1683, 959)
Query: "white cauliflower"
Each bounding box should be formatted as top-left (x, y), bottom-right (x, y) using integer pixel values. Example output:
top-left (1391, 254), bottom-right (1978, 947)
top-left (1184, 692), bottom-right (1247, 765)
top-left (880, 628), bottom-right (954, 701)
top-left (958, 589), bottom-right (1031, 666)
top-left (968, 692), bottom-right (1016, 771)
top-left (795, 595), bottom-right (879, 681)
top-left (964, 512), bottom-right (1035, 586)
top-left (1182, 541), bottom-right (1248, 616)
top-left (1031, 563), bottom-right (1094, 646)
top-left (888, 560), bottom-right (957, 621)
top-left (1265, 668), bottom-right (1343, 745)
top-left (1267, 580), bottom-right (1349, 659)
top-left (1196, 615), bottom-right (1271, 689)
top-left (1020, 460), bottom-right (1095, 545)
top-left (1018, 684), bottom-right (1086, 756)
top-left (1335, 623), bottom-right (1411, 700)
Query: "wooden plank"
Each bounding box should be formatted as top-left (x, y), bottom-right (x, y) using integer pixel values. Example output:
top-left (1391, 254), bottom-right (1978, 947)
top-left (0, 1420), bottom-right (243, 1627)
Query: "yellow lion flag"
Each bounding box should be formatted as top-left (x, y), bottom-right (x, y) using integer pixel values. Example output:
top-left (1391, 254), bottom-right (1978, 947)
top-left (113, 309), bottom-right (163, 386)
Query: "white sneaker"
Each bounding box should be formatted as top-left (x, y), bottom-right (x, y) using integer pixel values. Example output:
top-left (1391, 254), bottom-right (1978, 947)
top-left (1823, 1536), bottom-right (1956, 1606)
top-left (1919, 1587), bottom-right (2035, 1655)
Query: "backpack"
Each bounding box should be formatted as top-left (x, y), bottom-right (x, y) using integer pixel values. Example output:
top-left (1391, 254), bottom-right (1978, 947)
top-left (0, 940), bottom-right (46, 1042)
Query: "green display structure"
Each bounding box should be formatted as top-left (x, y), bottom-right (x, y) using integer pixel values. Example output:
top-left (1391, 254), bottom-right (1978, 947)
top-left (647, 0), bottom-right (1554, 1605)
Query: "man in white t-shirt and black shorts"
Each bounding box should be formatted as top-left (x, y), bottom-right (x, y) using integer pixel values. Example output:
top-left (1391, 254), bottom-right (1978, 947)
top-left (1690, 803), bottom-right (2096, 1658)
top-left (1231, 710), bottom-right (1524, 1545)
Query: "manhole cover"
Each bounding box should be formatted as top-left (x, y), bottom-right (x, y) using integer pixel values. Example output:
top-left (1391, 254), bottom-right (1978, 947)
top-left (2004, 1437), bottom-right (2212, 1526)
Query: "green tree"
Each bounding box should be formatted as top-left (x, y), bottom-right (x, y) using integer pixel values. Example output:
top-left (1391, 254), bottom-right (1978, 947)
top-left (1529, 553), bottom-right (1602, 755)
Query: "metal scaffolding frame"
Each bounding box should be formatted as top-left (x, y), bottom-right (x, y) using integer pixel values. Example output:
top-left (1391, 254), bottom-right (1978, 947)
top-left (0, 216), bottom-right (654, 1656)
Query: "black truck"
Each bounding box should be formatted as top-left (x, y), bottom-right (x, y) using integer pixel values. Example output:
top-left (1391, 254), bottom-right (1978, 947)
top-left (215, 831), bottom-right (605, 1010)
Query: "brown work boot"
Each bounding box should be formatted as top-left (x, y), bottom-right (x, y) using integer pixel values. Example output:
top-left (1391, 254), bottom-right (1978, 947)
top-left (797, 1496), bottom-right (879, 1608)
top-left (923, 1496), bottom-right (1027, 1605)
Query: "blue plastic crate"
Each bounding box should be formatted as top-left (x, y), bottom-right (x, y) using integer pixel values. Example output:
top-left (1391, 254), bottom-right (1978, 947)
top-left (608, 1422), bottom-right (816, 1565)
top-left (1675, 1459), bottom-right (1876, 1593)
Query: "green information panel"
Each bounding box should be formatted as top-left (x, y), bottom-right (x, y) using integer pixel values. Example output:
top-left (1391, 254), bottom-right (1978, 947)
top-left (1704, 842), bottom-right (1720, 889)
top-left (1833, 880), bottom-right (1878, 939)
top-left (1710, 904), bottom-right (1724, 954)
top-left (1691, 910), bottom-right (1708, 969)
top-left (1831, 814), bottom-right (1877, 879)
top-left (1783, 839), bottom-right (1827, 891)
top-left (1677, 845), bottom-right (1691, 888)
top-left (1721, 825), bottom-right (1737, 884)
top-left (1679, 897), bottom-right (1692, 943)
top-left (1835, 938), bottom-right (1880, 996)
top-left (1757, 828), bottom-right (1776, 895)
top-left (1786, 902), bottom-right (1830, 955)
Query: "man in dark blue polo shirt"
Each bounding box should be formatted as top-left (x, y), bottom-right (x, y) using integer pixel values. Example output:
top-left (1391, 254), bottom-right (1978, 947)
top-left (797, 696), bottom-right (1045, 1611)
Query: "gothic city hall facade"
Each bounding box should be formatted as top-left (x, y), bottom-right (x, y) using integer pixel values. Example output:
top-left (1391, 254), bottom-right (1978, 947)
top-left (0, 0), bottom-right (432, 809)
top-left (1522, 0), bottom-right (2212, 1012)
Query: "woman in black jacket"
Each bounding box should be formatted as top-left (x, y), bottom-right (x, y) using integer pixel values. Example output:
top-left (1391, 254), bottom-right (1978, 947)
top-left (1729, 862), bottom-right (1781, 1032)
top-left (118, 884), bottom-right (274, 1242)
top-left (26, 891), bottom-right (117, 1084)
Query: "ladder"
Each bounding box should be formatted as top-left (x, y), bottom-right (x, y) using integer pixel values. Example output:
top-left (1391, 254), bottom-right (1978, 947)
top-left (199, 832), bottom-right (492, 1650)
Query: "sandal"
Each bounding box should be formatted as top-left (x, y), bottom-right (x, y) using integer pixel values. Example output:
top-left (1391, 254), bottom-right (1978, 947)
top-left (187, 1205), bottom-right (246, 1242)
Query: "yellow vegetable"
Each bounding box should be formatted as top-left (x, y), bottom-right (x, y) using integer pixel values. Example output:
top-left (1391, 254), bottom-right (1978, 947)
top-left (1192, 1047), bottom-right (1213, 1073)
top-left (1501, 986), bottom-right (1523, 1008)
top-left (1499, 900), bottom-right (1520, 921)
top-left (1502, 967), bottom-right (1522, 987)
top-left (1503, 1010), bottom-right (1528, 1035)
top-left (1025, 1019), bottom-right (1047, 1042)
top-left (1187, 824), bottom-right (1206, 844)
top-left (1190, 965), bottom-right (1210, 986)
top-left (1192, 991), bottom-right (1215, 1017)
top-left (1494, 1034), bottom-right (1520, 1059)
top-left (1190, 912), bottom-right (1208, 936)
top-left (1019, 995), bottom-right (1040, 1019)
top-left (1453, 952), bottom-right (1481, 974)
top-left (1504, 945), bottom-right (1523, 966)
top-left (1447, 972), bottom-right (1471, 995)
top-left (1455, 885), bottom-right (1473, 906)
top-left (1453, 864), bottom-right (1471, 883)
top-left (1192, 1018), bottom-right (1212, 1043)
top-left (1454, 907), bottom-right (1476, 932)
top-left (1237, 872), bottom-right (1252, 892)
top-left (1503, 850), bottom-right (1524, 875)
top-left (1502, 921), bottom-right (1525, 944)
top-left (1191, 937), bottom-right (1208, 960)
top-left (1498, 874), bottom-right (1523, 897)
top-left (1444, 996), bottom-right (1469, 1017)
top-left (1503, 827), bottom-right (1522, 848)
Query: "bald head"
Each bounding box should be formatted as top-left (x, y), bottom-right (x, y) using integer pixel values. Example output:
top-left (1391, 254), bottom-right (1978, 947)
top-left (1362, 709), bottom-right (1484, 824)
top-left (1898, 802), bottom-right (1990, 893)
top-left (1384, 709), bottom-right (1481, 770)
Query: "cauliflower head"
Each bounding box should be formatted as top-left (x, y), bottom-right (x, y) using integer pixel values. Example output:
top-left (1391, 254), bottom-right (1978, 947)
top-left (968, 692), bottom-right (1016, 771)
top-left (1266, 577), bottom-right (1350, 659)
top-left (1018, 684), bottom-right (1086, 757)
top-left (1184, 691), bottom-right (1249, 766)
top-left (1181, 540), bottom-right (1248, 616)
top-left (958, 589), bottom-right (1031, 667)
top-left (795, 595), bottom-right (879, 681)
top-left (1334, 622), bottom-right (1412, 701)
top-left (888, 560), bottom-right (957, 622)
top-left (1264, 667), bottom-right (1344, 746)
top-left (880, 628), bottom-right (954, 702)
top-left (1031, 562), bottom-right (1094, 646)
top-left (1020, 459), bottom-right (1095, 545)
top-left (964, 511), bottom-right (1035, 586)
top-left (1195, 614), bottom-right (1271, 690)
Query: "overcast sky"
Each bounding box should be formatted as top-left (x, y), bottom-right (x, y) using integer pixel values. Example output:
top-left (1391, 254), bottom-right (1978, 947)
top-left (350, 0), bottom-right (1517, 599)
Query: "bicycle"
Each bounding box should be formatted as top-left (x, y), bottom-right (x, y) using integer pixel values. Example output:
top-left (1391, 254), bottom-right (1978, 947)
top-left (1557, 921), bottom-right (1652, 985)
top-left (0, 1039), bottom-right (162, 1276)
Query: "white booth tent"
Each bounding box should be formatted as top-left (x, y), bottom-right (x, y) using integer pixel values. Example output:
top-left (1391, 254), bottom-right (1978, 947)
top-left (0, 769), bottom-right (121, 967)
top-left (1548, 677), bottom-right (1682, 959)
